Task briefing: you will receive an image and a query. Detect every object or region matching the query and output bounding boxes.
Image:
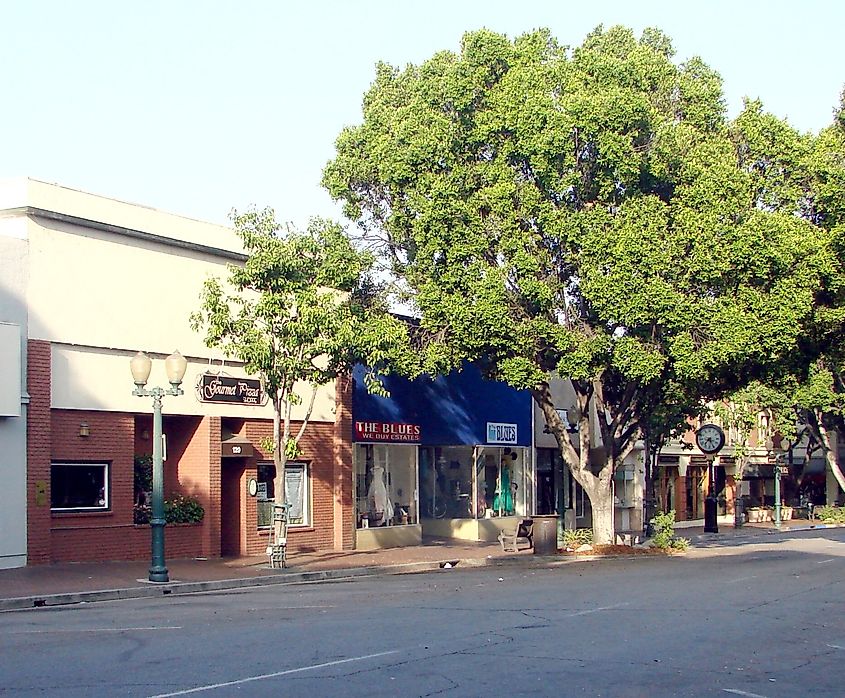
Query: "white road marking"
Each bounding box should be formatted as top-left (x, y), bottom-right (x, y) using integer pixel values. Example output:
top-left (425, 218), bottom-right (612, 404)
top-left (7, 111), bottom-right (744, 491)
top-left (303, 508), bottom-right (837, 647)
top-left (723, 689), bottom-right (769, 697)
top-left (817, 559), bottom-right (836, 564)
top-left (13, 626), bottom-right (182, 634)
top-left (724, 576), bottom-right (757, 584)
top-left (148, 650), bottom-right (401, 697)
top-left (565, 602), bottom-right (629, 617)
top-left (826, 643), bottom-right (845, 650)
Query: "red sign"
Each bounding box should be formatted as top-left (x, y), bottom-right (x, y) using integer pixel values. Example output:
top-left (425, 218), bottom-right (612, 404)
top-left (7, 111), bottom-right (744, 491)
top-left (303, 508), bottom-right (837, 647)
top-left (354, 421), bottom-right (421, 442)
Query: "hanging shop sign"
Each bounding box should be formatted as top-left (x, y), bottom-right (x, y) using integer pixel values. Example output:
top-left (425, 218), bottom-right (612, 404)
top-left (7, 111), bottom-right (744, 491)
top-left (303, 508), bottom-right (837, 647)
top-left (354, 421), bottom-right (421, 443)
top-left (486, 422), bottom-right (518, 445)
top-left (197, 373), bottom-right (264, 406)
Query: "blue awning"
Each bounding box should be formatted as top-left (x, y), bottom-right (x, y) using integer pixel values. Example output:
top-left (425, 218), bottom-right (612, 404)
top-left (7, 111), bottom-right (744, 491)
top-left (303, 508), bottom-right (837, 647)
top-left (352, 364), bottom-right (532, 447)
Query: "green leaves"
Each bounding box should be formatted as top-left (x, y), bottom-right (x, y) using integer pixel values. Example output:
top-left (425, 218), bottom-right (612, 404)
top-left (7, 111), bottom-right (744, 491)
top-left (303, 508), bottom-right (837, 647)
top-left (192, 206), bottom-right (412, 406)
top-left (324, 25), bottom-right (840, 497)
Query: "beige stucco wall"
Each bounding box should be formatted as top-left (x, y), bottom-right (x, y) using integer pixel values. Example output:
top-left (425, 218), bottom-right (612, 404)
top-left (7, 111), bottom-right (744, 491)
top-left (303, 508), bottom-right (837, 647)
top-left (5, 178), bottom-right (334, 421)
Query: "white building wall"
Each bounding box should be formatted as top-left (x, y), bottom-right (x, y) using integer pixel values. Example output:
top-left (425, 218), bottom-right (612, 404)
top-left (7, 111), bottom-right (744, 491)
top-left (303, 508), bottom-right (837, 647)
top-left (0, 222), bottom-right (30, 568)
top-left (6, 178), bottom-right (335, 421)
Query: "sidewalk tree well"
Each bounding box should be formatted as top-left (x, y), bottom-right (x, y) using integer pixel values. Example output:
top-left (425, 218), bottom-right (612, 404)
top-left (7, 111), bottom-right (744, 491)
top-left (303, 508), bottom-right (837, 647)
top-left (324, 26), bottom-right (837, 543)
top-left (191, 208), bottom-right (410, 506)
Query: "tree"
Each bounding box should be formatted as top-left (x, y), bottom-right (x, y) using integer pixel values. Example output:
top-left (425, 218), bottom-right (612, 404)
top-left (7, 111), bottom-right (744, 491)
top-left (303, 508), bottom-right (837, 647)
top-left (324, 27), bottom-right (836, 543)
top-left (191, 208), bottom-right (409, 508)
top-left (728, 90), bottom-right (845, 502)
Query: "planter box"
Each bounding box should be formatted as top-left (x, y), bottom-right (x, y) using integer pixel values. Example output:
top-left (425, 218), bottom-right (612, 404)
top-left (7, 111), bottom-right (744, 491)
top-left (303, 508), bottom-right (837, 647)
top-left (745, 507), bottom-right (793, 523)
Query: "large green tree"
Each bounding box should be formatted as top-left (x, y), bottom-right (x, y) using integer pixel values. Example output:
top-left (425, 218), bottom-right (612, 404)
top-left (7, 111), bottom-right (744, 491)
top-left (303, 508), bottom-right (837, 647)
top-left (191, 208), bottom-right (409, 507)
top-left (324, 27), bottom-right (836, 543)
top-left (727, 91), bottom-right (845, 500)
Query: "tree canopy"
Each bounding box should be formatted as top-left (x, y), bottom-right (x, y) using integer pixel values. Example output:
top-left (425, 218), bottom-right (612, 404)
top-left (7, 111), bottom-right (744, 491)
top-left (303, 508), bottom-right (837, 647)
top-left (324, 26), bottom-right (840, 541)
top-left (191, 208), bottom-right (409, 503)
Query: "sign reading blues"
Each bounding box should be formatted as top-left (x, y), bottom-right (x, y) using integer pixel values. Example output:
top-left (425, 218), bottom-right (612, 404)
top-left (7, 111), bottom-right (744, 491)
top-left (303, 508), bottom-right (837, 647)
top-left (487, 422), bottom-right (518, 445)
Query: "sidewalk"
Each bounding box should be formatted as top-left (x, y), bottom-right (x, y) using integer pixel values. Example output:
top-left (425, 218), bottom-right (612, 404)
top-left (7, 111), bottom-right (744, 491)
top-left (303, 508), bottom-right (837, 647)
top-left (0, 537), bottom-right (518, 611)
top-left (2, 522), bottom-right (840, 612)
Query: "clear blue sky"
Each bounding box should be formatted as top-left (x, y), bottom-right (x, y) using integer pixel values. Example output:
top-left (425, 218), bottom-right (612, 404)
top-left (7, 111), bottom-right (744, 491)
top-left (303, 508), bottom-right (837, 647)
top-left (2, 0), bottom-right (842, 228)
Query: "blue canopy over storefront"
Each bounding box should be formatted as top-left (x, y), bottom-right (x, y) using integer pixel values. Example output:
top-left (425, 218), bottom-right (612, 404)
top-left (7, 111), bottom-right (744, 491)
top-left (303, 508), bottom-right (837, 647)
top-left (352, 364), bottom-right (532, 447)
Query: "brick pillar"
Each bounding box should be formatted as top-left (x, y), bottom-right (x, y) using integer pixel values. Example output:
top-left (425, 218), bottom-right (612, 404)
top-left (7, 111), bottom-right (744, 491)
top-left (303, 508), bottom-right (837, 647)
top-left (26, 340), bottom-right (52, 564)
top-left (178, 415), bottom-right (222, 558)
top-left (333, 374), bottom-right (354, 550)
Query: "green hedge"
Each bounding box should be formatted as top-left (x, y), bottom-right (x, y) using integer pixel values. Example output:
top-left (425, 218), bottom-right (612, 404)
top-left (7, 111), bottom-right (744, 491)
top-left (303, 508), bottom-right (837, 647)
top-left (815, 505), bottom-right (845, 524)
top-left (134, 494), bottom-right (204, 525)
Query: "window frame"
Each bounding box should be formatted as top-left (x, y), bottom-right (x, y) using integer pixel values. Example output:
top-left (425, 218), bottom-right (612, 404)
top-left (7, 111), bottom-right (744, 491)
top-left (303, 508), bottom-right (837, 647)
top-left (50, 461), bottom-right (110, 512)
top-left (256, 460), bottom-right (311, 528)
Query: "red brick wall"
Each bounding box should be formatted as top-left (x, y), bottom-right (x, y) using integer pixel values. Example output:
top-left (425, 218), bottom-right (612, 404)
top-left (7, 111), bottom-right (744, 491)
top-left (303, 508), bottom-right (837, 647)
top-left (26, 340), bottom-right (52, 564)
top-left (51, 524), bottom-right (204, 563)
top-left (174, 415), bottom-right (221, 558)
top-left (242, 417), bottom-right (338, 555)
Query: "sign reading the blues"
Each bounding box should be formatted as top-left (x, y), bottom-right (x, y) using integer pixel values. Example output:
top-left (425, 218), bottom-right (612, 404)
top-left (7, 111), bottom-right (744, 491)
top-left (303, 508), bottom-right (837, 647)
top-left (355, 421), bottom-right (421, 442)
top-left (198, 373), bottom-right (264, 405)
top-left (487, 422), bottom-right (518, 444)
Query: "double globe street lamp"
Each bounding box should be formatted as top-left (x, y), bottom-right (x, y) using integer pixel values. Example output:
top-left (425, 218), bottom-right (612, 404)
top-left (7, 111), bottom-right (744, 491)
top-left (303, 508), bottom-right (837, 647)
top-left (130, 350), bottom-right (188, 583)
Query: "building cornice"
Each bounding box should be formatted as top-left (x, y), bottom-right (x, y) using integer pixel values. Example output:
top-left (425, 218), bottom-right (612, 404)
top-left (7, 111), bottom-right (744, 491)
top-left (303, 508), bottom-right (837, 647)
top-left (1, 205), bottom-right (248, 263)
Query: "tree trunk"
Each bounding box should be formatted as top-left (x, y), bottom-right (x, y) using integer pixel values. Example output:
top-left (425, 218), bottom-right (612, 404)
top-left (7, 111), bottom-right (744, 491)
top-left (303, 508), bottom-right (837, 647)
top-left (586, 482), bottom-right (615, 545)
top-left (273, 396), bottom-right (286, 507)
top-left (530, 381), bottom-right (618, 545)
top-left (814, 411), bottom-right (845, 499)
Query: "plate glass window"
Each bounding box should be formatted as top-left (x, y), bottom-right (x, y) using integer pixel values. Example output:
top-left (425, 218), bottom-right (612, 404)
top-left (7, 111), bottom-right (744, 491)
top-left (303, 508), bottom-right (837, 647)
top-left (51, 462), bottom-right (109, 511)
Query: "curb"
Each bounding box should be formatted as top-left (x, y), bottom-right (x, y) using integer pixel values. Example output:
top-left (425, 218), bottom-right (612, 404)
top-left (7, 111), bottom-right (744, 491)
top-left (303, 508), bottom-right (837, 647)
top-left (689, 521), bottom-right (845, 543)
top-left (0, 552), bottom-right (624, 612)
top-left (0, 556), bottom-right (520, 612)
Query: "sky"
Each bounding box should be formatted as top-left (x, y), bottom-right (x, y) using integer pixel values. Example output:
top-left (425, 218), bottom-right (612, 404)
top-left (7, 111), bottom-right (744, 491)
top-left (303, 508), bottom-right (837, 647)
top-left (2, 0), bottom-right (843, 229)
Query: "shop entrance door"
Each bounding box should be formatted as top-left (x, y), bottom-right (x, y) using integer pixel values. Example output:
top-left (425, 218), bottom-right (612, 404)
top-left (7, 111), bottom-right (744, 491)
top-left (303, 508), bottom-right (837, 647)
top-left (220, 465), bottom-right (242, 556)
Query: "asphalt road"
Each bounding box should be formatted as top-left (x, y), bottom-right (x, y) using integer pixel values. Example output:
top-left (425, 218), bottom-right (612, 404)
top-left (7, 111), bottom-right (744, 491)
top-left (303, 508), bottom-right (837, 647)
top-left (2, 530), bottom-right (844, 697)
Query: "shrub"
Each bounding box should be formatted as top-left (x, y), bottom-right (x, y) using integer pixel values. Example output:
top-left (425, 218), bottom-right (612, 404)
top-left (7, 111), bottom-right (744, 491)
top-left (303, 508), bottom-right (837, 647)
top-left (561, 527), bottom-right (593, 548)
top-left (133, 454), bottom-right (153, 504)
top-left (134, 495), bottom-right (205, 525)
top-left (815, 505), bottom-right (845, 524)
top-left (651, 510), bottom-right (689, 551)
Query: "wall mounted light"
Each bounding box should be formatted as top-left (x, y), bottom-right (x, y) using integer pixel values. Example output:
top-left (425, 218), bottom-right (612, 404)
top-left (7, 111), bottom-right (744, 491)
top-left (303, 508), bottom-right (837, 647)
top-left (79, 423), bottom-right (91, 438)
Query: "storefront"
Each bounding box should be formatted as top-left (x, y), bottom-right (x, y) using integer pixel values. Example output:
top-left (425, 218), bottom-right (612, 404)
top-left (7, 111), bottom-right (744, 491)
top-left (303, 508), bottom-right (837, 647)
top-left (352, 364), bottom-right (533, 548)
top-left (4, 179), bottom-right (351, 565)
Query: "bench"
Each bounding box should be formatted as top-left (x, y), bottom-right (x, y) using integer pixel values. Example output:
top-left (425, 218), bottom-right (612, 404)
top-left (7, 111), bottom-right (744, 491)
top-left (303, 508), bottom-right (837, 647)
top-left (498, 518), bottom-right (534, 552)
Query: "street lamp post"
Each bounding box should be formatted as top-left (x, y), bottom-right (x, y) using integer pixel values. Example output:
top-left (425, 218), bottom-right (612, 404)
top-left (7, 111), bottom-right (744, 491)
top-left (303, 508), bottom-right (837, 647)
top-left (766, 436), bottom-right (786, 530)
top-left (130, 350), bottom-right (188, 583)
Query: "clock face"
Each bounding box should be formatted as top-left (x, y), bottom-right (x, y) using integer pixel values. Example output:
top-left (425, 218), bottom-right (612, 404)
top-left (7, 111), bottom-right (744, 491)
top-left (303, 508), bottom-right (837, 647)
top-left (696, 424), bottom-right (725, 454)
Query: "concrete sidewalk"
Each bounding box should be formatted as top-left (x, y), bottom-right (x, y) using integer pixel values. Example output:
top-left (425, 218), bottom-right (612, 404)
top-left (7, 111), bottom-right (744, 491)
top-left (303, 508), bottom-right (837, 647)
top-left (0, 537), bottom-right (520, 611)
top-left (2, 521), bottom-right (840, 612)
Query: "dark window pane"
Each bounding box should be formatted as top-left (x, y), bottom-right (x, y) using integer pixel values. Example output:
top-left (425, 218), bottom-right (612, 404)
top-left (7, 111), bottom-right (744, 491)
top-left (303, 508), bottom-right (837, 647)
top-left (51, 463), bottom-right (108, 510)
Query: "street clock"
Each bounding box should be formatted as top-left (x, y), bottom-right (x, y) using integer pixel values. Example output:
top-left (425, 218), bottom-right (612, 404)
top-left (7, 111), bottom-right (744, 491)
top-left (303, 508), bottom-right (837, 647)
top-left (695, 424), bottom-right (725, 455)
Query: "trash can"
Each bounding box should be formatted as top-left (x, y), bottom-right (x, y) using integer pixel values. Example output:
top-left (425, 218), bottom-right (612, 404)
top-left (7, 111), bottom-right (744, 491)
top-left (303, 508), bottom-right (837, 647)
top-left (532, 515), bottom-right (558, 555)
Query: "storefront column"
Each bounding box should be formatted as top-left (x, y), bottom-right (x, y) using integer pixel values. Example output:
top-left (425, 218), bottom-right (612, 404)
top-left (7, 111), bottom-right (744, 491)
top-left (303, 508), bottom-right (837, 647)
top-left (26, 340), bottom-right (52, 564)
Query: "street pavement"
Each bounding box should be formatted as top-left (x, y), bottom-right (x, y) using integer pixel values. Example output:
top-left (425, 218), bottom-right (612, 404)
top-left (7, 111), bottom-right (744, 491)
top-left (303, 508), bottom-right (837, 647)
top-left (1, 525), bottom-right (844, 697)
top-left (0, 520), bottom-right (839, 611)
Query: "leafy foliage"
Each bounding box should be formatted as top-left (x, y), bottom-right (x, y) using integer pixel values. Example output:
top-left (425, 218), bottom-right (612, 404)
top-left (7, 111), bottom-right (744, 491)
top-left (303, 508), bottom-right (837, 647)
top-left (650, 510), bottom-right (689, 551)
top-left (191, 208), bottom-right (410, 502)
top-left (133, 454), bottom-right (153, 504)
top-left (561, 527), bottom-right (594, 549)
top-left (815, 505), bottom-right (845, 524)
top-left (134, 495), bottom-right (205, 525)
top-left (324, 26), bottom-right (838, 542)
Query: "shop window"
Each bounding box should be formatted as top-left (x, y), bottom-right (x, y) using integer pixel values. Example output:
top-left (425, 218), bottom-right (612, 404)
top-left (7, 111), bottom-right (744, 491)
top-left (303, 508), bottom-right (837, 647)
top-left (355, 445), bottom-right (418, 528)
top-left (257, 462), bottom-right (310, 527)
top-left (51, 462), bottom-right (109, 511)
top-left (418, 446), bottom-right (527, 520)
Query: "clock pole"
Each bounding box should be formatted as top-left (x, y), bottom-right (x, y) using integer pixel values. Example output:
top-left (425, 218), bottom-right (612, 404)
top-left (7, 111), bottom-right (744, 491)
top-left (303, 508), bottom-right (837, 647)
top-left (704, 455), bottom-right (718, 533)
